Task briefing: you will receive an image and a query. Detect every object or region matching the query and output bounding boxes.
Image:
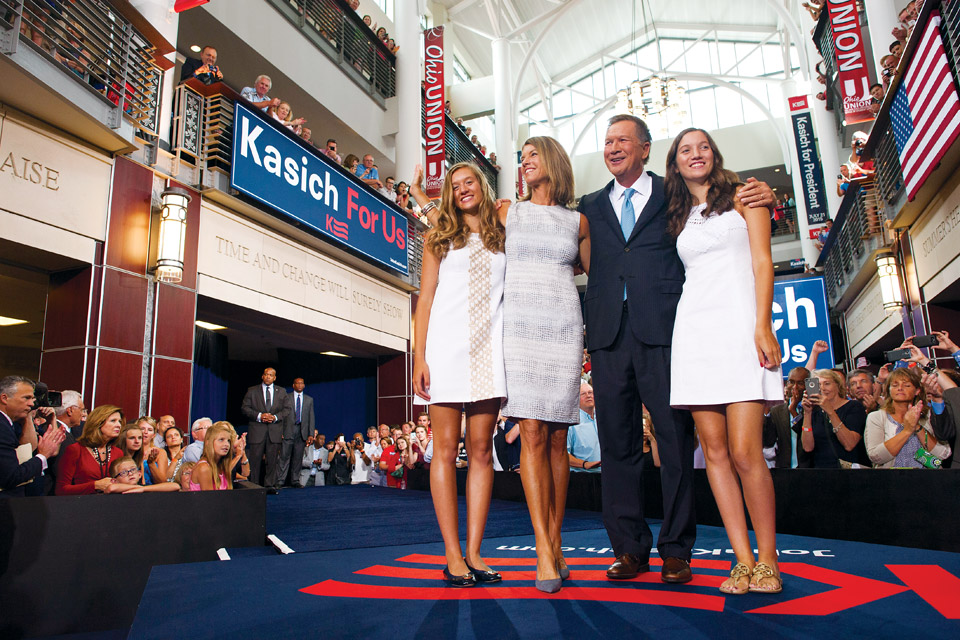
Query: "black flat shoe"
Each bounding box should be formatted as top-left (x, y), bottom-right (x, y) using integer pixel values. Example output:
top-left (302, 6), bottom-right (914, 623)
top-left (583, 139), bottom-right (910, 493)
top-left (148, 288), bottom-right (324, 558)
top-left (442, 566), bottom-right (477, 587)
top-left (465, 561), bottom-right (502, 584)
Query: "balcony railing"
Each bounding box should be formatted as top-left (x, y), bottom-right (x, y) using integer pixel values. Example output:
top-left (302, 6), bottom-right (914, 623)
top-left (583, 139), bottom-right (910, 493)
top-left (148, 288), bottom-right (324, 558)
top-left (171, 79), bottom-right (426, 286)
top-left (0, 0), bottom-right (163, 136)
top-left (420, 106), bottom-right (500, 193)
top-left (819, 178), bottom-right (887, 302)
top-left (267, 0), bottom-right (396, 104)
top-left (772, 205), bottom-right (800, 242)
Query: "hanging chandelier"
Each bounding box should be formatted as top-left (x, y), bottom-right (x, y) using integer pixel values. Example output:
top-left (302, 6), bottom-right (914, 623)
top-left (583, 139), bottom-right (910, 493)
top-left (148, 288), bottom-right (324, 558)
top-left (615, 76), bottom-right (687, 139)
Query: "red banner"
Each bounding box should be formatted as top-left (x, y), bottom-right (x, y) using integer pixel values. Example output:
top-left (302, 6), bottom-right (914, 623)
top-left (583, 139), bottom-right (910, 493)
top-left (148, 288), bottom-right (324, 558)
top-left (174, 0), bottom-right (210, 12)
top-left (423, 27), bottom-right (445, 198)
top-left (827, 0), bottom-right (873, 124)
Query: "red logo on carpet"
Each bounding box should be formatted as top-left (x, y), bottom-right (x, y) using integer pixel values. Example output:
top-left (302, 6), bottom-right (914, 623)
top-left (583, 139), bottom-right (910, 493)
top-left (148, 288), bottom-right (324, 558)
top-left (300, 555), bottom-right (960, 616)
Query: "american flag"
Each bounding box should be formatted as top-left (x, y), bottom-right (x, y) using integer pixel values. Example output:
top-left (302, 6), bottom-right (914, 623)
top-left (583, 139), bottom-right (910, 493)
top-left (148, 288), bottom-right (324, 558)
top-left (889, 12), bottom-right (960, 200)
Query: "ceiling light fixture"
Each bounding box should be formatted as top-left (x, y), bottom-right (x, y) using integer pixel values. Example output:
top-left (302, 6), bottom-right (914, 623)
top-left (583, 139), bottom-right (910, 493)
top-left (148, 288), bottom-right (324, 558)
top-left (190, 44), bottom-right (202, 53)
top-left (0, 316), bottom-right (28, 327)
top-left (195, 321), bottom-right (227, 331)
top-left (321, 351), bottom-right (350, 358)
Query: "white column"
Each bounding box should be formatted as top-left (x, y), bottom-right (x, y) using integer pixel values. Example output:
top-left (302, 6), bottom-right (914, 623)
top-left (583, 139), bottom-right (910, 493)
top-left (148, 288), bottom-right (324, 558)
top-left (863, 0), bottom-right (899, 83)
top-left (781, 79), bottom-right (820, 268)
top-left (394, 0), bottom-right (422, 186)
top-left (492, 37), bottom-right (516, 200)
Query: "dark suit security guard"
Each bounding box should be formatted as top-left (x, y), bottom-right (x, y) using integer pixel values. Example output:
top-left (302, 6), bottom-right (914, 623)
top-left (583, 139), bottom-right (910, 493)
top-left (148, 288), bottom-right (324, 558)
top-left (241, 368), bottom-right (288, 491)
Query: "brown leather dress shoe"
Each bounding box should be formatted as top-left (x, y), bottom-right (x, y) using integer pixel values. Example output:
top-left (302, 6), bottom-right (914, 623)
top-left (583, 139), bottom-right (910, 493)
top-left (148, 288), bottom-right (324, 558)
top-left (661, 557), bottom-right (693, 583)
top-left (606, 553), bottom-right (650, 580)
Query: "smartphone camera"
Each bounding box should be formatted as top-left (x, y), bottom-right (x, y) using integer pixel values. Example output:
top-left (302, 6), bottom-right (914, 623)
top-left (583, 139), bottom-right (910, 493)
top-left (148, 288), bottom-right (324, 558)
top-left (911, 334), bottom-right (939, 348)
top-left (804, 377), bottom-right (821, 396)
top-left (883, 347), bottom-right (913, 362)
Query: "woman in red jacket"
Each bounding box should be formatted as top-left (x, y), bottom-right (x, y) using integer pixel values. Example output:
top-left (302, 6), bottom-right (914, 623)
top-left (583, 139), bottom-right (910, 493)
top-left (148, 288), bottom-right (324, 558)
top-left (56, 405), bottom-right (135, 495)
top-left (379, 434), bottom-right (415, 489)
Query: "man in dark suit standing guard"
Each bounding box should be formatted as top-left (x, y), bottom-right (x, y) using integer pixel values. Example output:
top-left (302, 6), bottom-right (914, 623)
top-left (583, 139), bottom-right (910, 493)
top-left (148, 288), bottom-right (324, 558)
top-left (578, 114), bottom-right (773, 583)
top-left (241, 368), bottom-right (288, 491)
top-left (277, 377), bottom-right (315, 488)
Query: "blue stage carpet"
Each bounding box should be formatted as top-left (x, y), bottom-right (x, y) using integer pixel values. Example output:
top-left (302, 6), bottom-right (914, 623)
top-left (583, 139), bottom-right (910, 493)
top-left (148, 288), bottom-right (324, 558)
top-left (130, 488), bottom-right (960, 639)
top-left (261, 484), bottom-right (604, 553)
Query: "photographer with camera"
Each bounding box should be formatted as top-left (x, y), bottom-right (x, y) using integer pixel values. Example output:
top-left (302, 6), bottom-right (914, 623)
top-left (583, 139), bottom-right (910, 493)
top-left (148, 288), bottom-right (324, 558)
top-left (325, 434), bottom-right (353, 486)
top-left (796, 370), bottom-right (869, 468)
top-left (0, 376), bottom-right (66, 497)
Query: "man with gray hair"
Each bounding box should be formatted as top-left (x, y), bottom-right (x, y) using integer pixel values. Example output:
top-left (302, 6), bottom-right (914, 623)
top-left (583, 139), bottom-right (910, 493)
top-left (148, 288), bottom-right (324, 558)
top-left (183, 417), bottom-right (213, 464)
top-left (240, 74), bottom-right (281, 111)
top-left (0, 376), bottom-right (65, 497)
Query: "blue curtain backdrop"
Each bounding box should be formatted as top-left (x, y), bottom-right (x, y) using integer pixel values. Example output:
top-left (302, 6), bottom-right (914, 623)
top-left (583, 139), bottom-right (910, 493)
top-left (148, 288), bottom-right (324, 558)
top-left (190, 327), bottom-right (229, 423)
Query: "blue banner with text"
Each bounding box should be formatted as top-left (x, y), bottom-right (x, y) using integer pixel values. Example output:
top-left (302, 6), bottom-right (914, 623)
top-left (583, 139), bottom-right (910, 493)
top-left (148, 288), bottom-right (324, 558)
top-left (773, 276), bottom-right (834, 375)
top-left (231, 102), bottom-right (408, 275)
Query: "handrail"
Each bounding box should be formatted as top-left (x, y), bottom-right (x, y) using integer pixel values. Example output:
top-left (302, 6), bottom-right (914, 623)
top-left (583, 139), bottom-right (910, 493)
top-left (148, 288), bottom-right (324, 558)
top-left (0, 0), bottom-right (164, 136)
top-left (267, 0), bottom-right (396, 101)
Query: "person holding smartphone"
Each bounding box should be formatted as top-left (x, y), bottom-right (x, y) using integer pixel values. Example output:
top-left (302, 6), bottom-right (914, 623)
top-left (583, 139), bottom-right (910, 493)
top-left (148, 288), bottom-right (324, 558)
top-left (797, 370), bottom-right (869, 468)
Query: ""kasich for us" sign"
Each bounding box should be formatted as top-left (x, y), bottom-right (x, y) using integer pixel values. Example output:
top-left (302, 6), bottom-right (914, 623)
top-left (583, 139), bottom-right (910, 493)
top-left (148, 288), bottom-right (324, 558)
top-left (230, 102), bottom-right (409, 275)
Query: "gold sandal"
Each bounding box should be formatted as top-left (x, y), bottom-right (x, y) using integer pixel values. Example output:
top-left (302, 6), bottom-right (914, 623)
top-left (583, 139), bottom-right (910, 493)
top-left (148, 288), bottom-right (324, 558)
top-left (719, 562), bottom-right (752, 595)
top-left (748, 561), bottom-right (783, 594)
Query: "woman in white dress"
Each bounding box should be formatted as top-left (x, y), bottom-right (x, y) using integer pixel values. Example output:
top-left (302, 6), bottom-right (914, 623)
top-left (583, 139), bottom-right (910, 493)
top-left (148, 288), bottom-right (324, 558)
top-left (665, 128), bottom-right (783, 595)
top-left (411, 162), bottom-right (506, 587)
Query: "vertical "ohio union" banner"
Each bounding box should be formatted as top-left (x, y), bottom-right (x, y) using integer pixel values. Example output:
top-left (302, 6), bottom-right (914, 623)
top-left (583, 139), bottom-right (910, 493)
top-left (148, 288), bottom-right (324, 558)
top-left (423, 26), bottom-right (445, 198)
top-left (828, 0), bottom-right (873, 124)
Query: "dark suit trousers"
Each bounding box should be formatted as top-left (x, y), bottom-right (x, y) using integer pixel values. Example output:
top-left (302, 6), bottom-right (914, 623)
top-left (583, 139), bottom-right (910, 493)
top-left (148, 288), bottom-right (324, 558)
top-left (591, 304), bottom-right (697, 560)
top-left (246, 424), bottom-right (281, 488)
top-left (277, 431), bottom-right (306, 486)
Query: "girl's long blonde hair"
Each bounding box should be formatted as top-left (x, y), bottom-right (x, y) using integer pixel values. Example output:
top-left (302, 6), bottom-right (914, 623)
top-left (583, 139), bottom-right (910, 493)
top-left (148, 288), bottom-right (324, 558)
top-left (425, 162), bottom-right (504, 260)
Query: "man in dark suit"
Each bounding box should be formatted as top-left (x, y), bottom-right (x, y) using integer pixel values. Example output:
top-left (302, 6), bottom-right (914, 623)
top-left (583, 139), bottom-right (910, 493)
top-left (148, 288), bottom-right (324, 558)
top-left (578, 114), bottom-right (773, 583)
top-left (0, 376), bottom-right (65, 497)
top-left (241, 368), bottom-right (288, 491)
top-left (764, 368), bottom-right (808, 469)
top-left (277, 377), bottom-right (315, 488)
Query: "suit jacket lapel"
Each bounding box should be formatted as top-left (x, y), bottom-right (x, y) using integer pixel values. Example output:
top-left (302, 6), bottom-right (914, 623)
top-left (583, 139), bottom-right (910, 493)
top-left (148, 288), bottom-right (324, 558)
top-left (626, 173), bottom-right (666, 244)
top-left (597, 181), bottom-right (625, 244)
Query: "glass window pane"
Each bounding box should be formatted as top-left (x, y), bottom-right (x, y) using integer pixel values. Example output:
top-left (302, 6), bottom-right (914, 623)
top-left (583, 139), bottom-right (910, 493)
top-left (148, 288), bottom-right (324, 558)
top-left (717, 41), bottom-right (738, 74)
top-left (689, 87), bottom-right (719, 132)
top-left (684, 41), bottom-right (713, 74)
top-left (735, 42), bottom-right (765, 76)
top-left (716, 88), bottom-right (744, 128)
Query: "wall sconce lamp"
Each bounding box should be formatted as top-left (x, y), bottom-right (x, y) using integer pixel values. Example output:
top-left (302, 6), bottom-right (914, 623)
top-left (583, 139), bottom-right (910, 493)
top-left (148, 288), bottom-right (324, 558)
top-left (155, 187), bottom-right (191, 283)
top-left (875, 249), bottom-right (903, 311)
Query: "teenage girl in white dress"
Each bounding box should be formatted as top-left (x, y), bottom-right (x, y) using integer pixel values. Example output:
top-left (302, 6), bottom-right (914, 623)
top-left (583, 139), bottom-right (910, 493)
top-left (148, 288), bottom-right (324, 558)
top-left (665, 128), bottom-right (783, 595)
top-left (411, 162), bottom-right (506, 587)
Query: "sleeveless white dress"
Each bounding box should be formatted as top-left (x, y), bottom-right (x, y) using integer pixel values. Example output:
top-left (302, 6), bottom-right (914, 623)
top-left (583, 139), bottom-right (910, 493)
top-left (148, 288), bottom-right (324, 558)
top-left (414, 233), bottom-right (507, 405)
top-left (670, 203), bottom-right (783, 408)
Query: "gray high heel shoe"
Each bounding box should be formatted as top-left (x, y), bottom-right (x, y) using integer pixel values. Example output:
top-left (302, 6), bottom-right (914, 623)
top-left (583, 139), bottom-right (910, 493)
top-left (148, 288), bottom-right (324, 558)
top-left (558, 563), bottom-right (570, 581)
top-left (535, 576), bottom-right (563, 593)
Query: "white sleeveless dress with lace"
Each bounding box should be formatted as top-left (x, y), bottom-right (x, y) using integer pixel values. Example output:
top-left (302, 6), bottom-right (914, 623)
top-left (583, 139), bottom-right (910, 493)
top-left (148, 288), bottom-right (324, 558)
top-left (670, 203), bottom-right (783, 409)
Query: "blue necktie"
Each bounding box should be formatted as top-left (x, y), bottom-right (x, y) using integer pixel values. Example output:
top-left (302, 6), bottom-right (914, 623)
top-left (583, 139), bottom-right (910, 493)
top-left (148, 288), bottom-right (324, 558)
top-left (265, 386), bottom-right (271, 410)
top-left (296, 394), bottom-right (302, 424)
top-left (621, 187), bottom-right (637, 240)
top-left (621, 187), bottom-right (636, 301)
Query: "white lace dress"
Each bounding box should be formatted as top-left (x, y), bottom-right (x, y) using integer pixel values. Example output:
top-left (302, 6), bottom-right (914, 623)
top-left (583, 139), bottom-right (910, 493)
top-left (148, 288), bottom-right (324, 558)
top-left (414, 234), bottom-right (507, 405)
top-left (670, 204), bottom-right (783, 408)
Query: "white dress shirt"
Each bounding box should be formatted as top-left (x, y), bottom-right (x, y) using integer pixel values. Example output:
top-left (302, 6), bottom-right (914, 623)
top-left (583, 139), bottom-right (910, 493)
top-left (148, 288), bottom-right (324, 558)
top-left (608, 171), bottom-right (653, 227)
top-left (258, 383), bottom-right (275, 422)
